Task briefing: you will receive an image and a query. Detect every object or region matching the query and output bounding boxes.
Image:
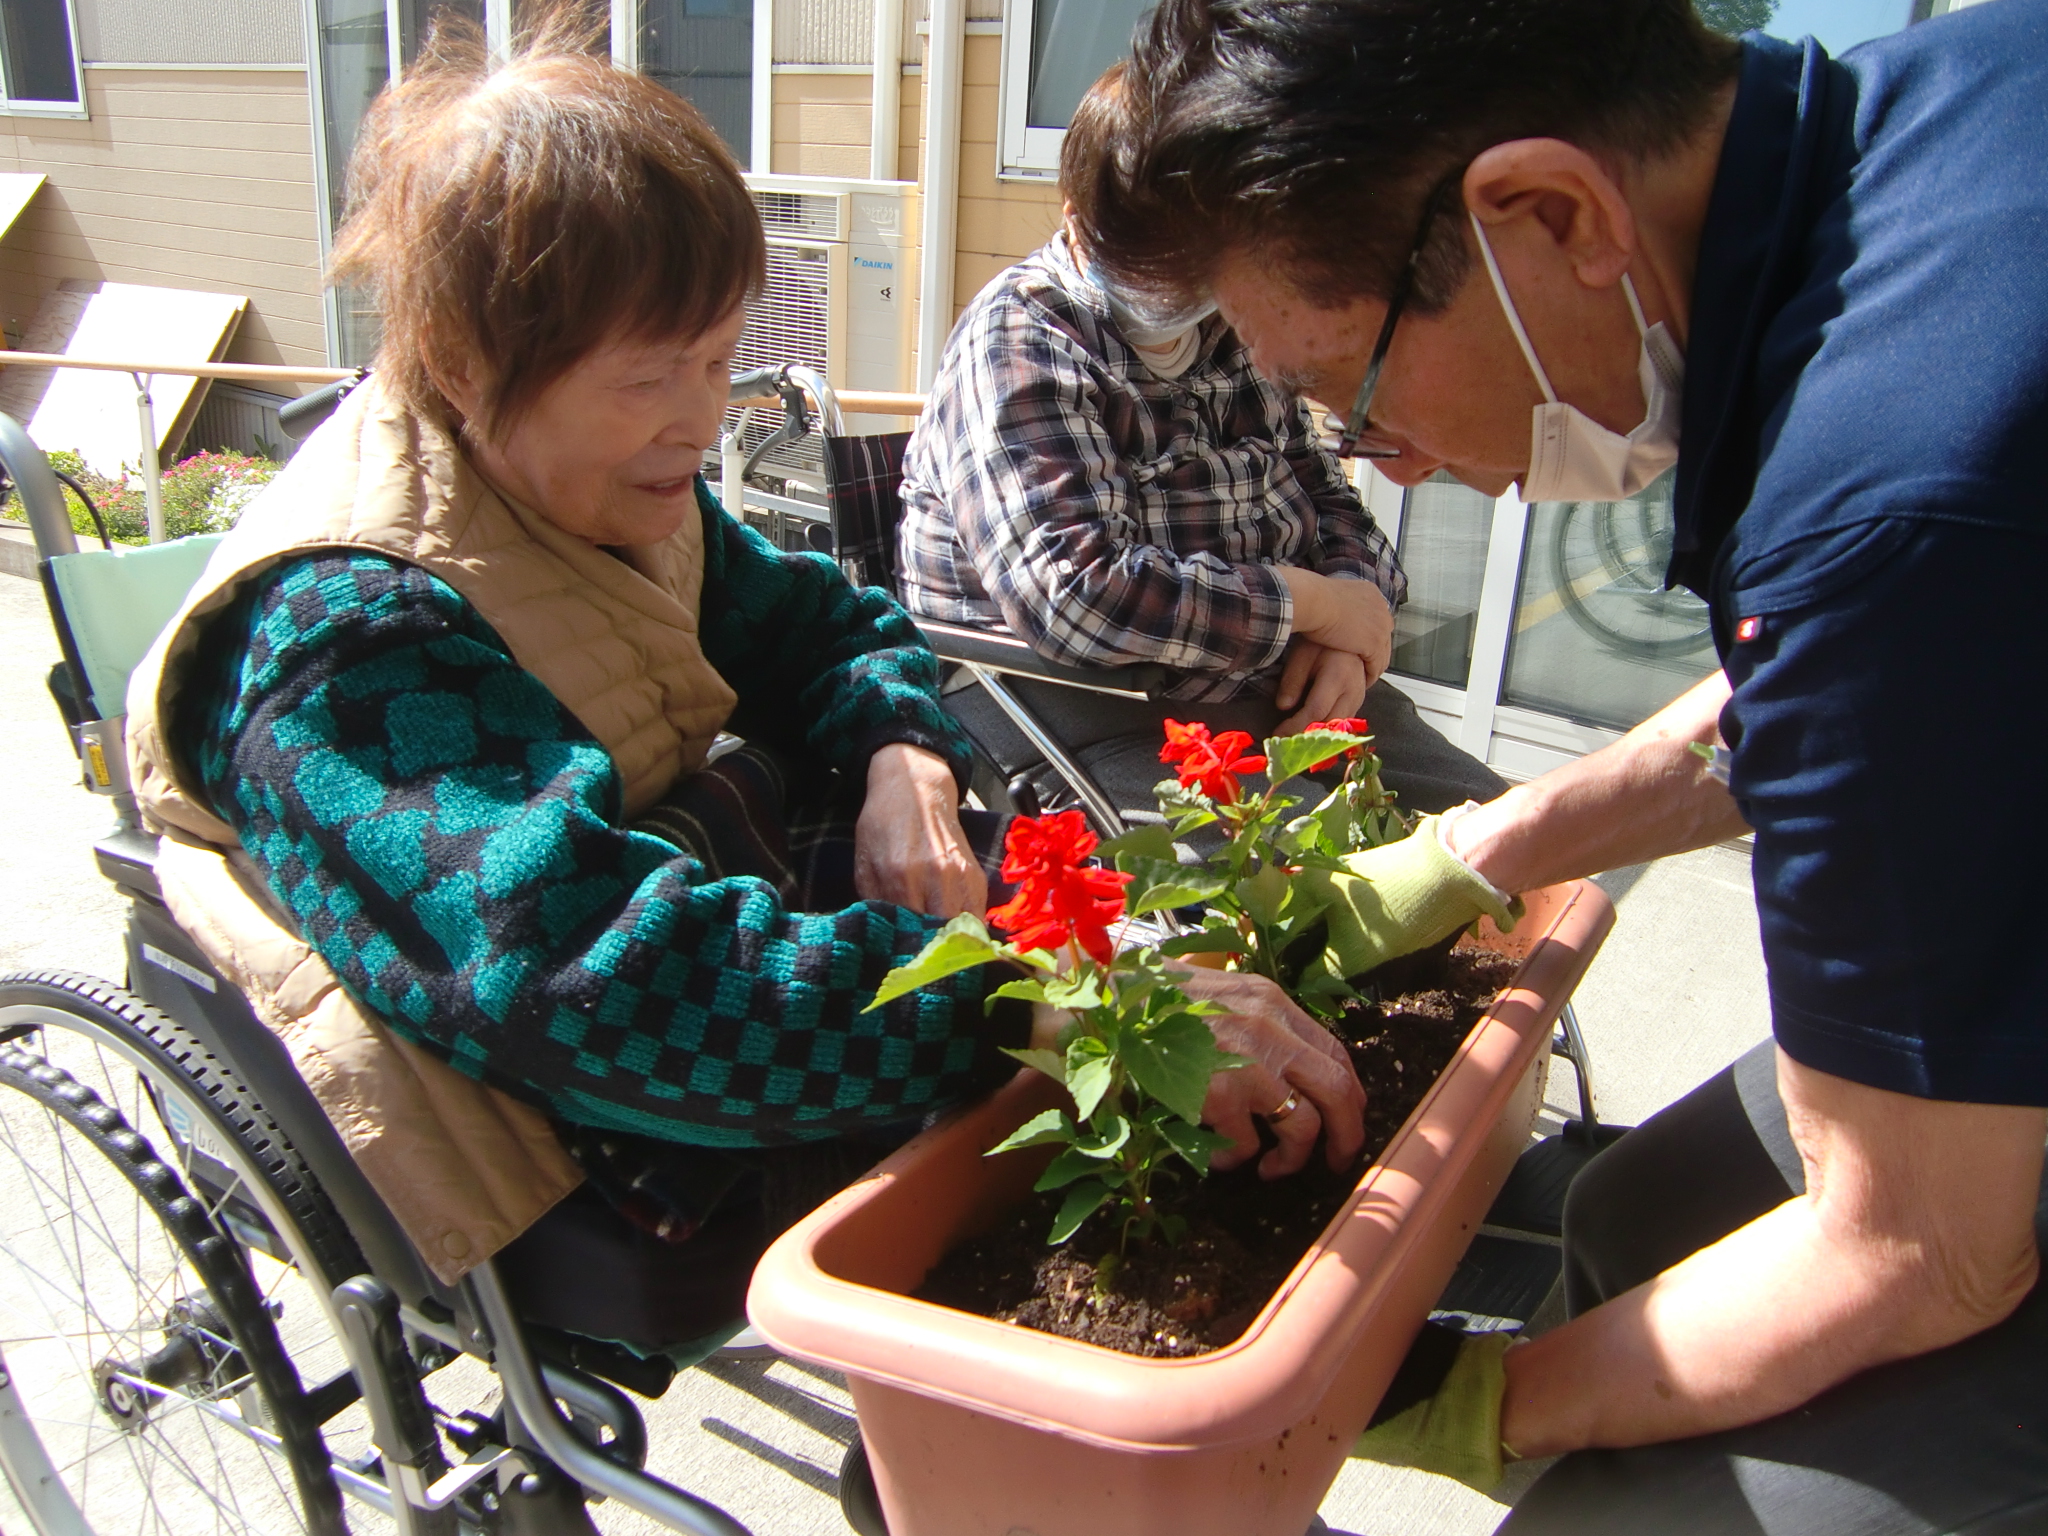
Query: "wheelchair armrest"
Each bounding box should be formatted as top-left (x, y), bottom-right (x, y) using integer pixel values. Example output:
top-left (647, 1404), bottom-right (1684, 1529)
top-left (916, 620), bottom-right (1168, 701)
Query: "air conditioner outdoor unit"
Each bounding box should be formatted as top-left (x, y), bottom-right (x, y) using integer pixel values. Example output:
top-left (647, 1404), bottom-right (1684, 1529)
top-left (730, 174), bottom-right (920, 490)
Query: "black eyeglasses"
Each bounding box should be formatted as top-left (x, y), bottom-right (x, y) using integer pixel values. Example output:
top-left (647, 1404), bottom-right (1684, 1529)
top-left (1320, 174), bottom-right (1463, 460)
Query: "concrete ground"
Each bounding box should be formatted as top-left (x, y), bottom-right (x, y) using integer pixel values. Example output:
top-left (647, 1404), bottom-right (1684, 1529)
top-left (0, 569), bottom-right (1772, 1535)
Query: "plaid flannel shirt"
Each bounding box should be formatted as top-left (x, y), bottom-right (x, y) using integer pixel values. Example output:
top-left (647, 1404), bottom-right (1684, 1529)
top-left (898, 234), bottom-right (1407, 703)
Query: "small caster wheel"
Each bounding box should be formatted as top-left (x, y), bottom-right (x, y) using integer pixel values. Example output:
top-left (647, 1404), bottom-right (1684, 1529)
top-left (838, 1432), bottom-right (889, 1536)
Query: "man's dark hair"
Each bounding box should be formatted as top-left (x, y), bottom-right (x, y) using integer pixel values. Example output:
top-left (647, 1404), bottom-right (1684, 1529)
top-left (1077, 0), bottom-right (1740, 314)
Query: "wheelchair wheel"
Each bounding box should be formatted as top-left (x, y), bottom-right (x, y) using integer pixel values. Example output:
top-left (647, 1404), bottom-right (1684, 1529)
top-left (837, 1432), bottom-right (889, 1536)
top-left (0, 971), bottom-right (363, 1534)
top-left (1550, 495), bottom-right (1712, 661)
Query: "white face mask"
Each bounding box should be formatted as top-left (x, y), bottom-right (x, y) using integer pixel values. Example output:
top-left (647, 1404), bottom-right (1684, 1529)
top-left (1470, 212), bottom-right (1683, 504)
top-left (1080, 259), bottom-right (1217, 376)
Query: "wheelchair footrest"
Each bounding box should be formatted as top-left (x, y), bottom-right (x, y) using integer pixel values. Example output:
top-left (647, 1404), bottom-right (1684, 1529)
top-left (1483, 1120), bottom-right (1631, 1240)
top-left (1431, 1234), bottom-right (1561, 1333)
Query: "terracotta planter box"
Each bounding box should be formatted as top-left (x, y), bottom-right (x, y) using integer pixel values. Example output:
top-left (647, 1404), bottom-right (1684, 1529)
top-left (749, 880), bottom-right (1615, 1536)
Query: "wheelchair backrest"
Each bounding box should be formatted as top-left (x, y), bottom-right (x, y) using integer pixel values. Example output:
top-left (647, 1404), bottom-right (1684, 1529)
top-left (822, 430), bottom-right (913, 594)
top-left (46, 534), bottom-right (223, 719)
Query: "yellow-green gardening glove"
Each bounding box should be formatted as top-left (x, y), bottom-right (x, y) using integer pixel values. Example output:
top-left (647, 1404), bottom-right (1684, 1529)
top-left (1296, 813), bottom-right (1516, 985)
top-left (1354, 1327), bottom-right (1516, 1493)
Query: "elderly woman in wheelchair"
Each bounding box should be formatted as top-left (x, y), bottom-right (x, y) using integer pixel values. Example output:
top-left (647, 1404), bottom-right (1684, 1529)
top-left (0, 14), bottom-right (1365, 1536)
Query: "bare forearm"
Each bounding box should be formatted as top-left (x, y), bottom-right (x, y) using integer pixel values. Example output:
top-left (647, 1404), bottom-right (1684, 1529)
top-left (1446, 671), bottom-right (1749, 894)
top-left (1503, 1055), bottom-right (2046, 1456)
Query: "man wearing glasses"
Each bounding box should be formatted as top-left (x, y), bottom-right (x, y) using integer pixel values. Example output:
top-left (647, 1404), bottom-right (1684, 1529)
top-left (1089, 0), bottom-right (2048, 1528)
top-left (896, 66), bottom-right (1502, 834)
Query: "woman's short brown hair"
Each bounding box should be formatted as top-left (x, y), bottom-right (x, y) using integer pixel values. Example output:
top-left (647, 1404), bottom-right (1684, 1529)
top-left (329, 4), bottom-right (765, 440)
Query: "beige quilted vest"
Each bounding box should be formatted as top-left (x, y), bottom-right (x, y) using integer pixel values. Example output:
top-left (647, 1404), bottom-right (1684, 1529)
top-left (126, 380), bottom-right (737, 1282)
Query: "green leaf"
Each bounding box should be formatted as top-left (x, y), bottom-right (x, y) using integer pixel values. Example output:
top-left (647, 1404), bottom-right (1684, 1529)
top-left (1125, 857), bottom-right (1231, 917)
top-left (1036, 1145), bottom-right (1114, 1190)
top-left (1122, 1008), bottom-right (1232, 1125)
top-left (1158, 1118), bottom-right (1235, 1173)
top-left (1001, 1047), bottom-right (1067, 1082)
top-left (866, 914), bottom-right (1006, 1010)
top-left (1074, 1111), bottom-right (1131, 1156)
top-left (989, 978), bottom-right (1051, 1007)
top-left (1042, 970), bottom-right (1108, 1012)
top-left (1067, 1050), bottom-right (1117, 1119)
top-left (1095, 823), bottom-right (1179, 864)
top-left (1240, 862), bottom-right (1292, 926)
top-left (1048, 1179), bottom-right (1115, 1244)
top-left (1264, 729), bottom-right (1359, 787)
top-left (1157, 928), bottom-right (1245, 957)
top-left (986, 1108), bottom-right (1075, 1157)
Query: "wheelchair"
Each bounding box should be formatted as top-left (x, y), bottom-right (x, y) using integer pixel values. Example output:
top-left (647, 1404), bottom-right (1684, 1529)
top-left (0, 410), bottom-right (802, 1536)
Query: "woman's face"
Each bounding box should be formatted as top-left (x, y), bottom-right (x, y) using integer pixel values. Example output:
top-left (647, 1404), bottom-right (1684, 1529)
top-left (456, 303), bottom-right (749, 547)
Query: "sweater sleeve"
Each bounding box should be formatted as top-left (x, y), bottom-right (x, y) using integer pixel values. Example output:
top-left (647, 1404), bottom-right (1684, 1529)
top-left (180, 550), bottom-right (1027, 1149)
top-left (693, 480), bottom-right (976, 793)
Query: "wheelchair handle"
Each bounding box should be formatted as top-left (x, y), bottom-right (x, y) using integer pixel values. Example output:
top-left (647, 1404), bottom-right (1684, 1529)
top-left (279, 371), bottom-right (368, 442)
top-left (0, 412), bottom-right (78, 560)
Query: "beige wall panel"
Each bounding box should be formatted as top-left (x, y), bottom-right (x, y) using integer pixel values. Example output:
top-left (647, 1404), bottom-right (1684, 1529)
top-left (0, 68), bottom-right (324, 368)
top-left (13, 211), bottom-right (315, 274)
top-left (942, 38), bottom-right (1058, 322)
top-left (897, 79), bottom-right (920, 180)
top-left (7, 223), bottom-right (316, 289)
top-left (51, 185), bottom-right (319, 240)
top-left (953, 191), bottom-right (1056, 259)
top-left (82, 82), bottom-right (312, 124)
top-left (2, 165), bottom-right (312, 217)
top-left (951, 249), bottom-right (1011, 310)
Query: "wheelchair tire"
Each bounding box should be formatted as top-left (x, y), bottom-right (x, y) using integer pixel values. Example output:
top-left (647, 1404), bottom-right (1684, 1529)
top-left (0, 1039), bottom-right (346, 1535)
top-left (0, 971), bottom-right (373, 1534)
top-left (837, 1432), bottom-right (890, 1536)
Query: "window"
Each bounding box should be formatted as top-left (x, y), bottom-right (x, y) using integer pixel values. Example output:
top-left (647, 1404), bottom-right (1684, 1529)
top-left (302, 0), bottom-right (500, 364)
top-left (0, 0), bottom-right (83, 116)
top-left (636, 0), bottom-right (761, 168)
top-left (1497, 476), bottom-right (1717, 734)
top-left (997, 0), bottom-right (1150, 178)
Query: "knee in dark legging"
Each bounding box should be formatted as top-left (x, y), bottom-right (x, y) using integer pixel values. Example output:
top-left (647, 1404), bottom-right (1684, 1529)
top-left (1560, 1138), bottom-right (1651, 1313)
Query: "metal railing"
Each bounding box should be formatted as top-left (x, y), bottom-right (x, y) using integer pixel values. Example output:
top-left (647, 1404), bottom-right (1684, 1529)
top-left (0, 349), bottom-right (927, 545)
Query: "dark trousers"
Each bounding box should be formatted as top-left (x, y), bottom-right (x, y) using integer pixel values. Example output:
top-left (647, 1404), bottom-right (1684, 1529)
top-left (1500, 1040), bottom-right (2048, 1535)
top-left (944, 674), bottom-right (1507, 841)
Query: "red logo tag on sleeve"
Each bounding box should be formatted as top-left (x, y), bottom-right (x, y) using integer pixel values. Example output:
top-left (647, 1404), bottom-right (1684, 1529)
top-left (1735, 616), bottom-right (1763, 643)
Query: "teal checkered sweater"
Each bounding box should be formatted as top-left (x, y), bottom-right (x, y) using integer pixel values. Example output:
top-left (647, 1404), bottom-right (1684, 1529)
top-left (178, 482), bottom-right (1028, 1148)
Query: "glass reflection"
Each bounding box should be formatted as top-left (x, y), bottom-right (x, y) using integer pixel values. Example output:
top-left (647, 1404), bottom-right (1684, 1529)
top-left (1500, 473), bottom-right (1716, 732)
top-left (1388, 472), bottom-right (1496, 688)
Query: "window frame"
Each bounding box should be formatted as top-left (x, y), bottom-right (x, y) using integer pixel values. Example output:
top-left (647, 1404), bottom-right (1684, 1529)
top-left (0, 0), bottom-right (86, 120)
top-left (994, 0), bottom-right (1060, 180)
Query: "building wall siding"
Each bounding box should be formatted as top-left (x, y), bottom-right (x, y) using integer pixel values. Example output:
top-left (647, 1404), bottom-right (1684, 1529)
top-left (949, 33), bottom-right (1057, 311)
top-left (0, 67), bottom-right (325, 368)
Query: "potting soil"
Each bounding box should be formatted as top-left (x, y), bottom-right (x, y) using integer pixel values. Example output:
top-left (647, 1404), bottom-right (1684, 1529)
top-left (915, 946), bottom-right (1521, 1358)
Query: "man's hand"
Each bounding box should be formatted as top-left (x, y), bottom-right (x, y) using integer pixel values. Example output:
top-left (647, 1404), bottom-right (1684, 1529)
top-left (854, 743), bottom-right (988, 921)
top-left (1171, 966), bottom-right (1367, 1177)
top-left (1278, 569), bottom-right (1394, 680)
top-left (1296, 815), bottom-right (1516, 983)
top-left (1275, 639), bottom-right (1369, 735)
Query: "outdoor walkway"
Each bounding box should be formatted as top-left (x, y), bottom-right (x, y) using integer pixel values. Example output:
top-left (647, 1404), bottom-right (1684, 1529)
top-left (0, 569), bottom-right (1770, 1535)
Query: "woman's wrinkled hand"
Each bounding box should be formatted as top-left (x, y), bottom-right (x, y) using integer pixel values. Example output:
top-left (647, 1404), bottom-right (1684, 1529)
top-left (855, 743), bottom-right (989, 921)
top-left (1171, 966), bottom-right (1367, 1178)
top-left (1274, 639), bottom-right (1371, 735)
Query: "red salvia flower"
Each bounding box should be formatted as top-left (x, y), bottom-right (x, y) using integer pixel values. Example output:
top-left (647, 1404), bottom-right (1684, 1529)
top-left (1159, 719), bottom-right (1267, 803)
top-left (1306, 716), bottom-right (1372, 772)
top-left (986, 810), bottom-right (1132, 965)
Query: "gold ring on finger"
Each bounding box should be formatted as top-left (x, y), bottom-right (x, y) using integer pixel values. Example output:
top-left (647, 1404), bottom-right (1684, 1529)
top-left (1264, 1090), bottom-right (1301, 1124)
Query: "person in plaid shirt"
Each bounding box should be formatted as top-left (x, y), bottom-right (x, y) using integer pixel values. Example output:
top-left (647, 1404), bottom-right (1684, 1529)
top-left (898, 67), bottom-right (1503, 829)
